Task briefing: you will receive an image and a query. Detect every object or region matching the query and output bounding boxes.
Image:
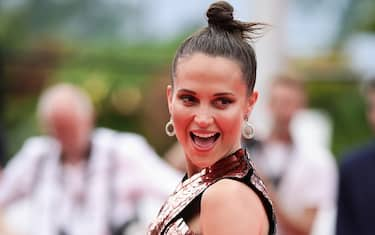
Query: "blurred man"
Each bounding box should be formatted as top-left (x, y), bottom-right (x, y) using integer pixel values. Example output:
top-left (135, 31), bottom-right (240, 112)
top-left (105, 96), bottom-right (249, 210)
top-left (0, 83), bottom-right (180, 235)
top-left (336, 79), bottom-right (375, 235)
top-left (244, 75), bottom-right (337, 235)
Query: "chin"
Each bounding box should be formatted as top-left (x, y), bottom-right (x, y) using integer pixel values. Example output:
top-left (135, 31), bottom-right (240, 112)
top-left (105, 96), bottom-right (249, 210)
top-left (190, 152), bottom-right (217, 169)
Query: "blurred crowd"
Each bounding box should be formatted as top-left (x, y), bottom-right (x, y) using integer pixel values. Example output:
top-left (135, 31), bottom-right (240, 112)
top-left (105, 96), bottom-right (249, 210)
top-left (0, 73), bottom-right (374, 235)
top-left (0, 84), bottom-right (181, 235)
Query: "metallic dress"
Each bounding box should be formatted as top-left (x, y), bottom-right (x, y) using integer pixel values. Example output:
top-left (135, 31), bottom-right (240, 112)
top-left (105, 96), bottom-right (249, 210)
top-left (148, 149), bottom-right (276, 235)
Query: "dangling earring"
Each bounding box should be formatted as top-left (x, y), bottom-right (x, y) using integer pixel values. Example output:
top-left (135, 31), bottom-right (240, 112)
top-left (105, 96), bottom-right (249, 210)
top-left (242, 120), bottom-right (255, 139)
top-left (165, 119), bottom-right (175, 137)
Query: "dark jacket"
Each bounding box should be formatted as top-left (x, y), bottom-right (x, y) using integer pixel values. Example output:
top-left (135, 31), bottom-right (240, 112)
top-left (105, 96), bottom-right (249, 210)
top-left (336, 140), bottom-right (375, 235)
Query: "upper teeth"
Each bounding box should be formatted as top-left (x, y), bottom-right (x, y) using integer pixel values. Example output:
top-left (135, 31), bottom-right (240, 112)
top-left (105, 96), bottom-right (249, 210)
top-left (194, 133), bottom-right (216, 138)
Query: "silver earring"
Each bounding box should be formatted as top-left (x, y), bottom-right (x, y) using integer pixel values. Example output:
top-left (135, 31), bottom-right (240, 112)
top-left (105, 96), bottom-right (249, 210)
top-left (242, 121), bottom-right (255, 139)
top-left (165, 119), bottom-right (175, 136)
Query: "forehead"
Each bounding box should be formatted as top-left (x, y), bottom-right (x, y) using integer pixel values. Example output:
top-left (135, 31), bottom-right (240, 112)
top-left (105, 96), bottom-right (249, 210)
top-left (271, 83), bottom-right (303, 98)
top-left (49, 106), bottom-right (79, 125)
top-left (48, 100), bottom-right (89, 125)
top-left (174, 53), bottom-right (246, 92)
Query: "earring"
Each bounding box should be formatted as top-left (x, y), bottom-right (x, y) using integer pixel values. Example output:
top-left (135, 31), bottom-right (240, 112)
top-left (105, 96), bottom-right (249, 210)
top-left (165, 119), bottom-right (175, 136)
top-left (242, 121), bottom-right (255, 139)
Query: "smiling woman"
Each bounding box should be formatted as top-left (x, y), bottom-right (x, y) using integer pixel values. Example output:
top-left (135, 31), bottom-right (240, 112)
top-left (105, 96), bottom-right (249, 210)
top-left (169, 53), bottom-right (250, 172)
top-left (148, 1), bottom-right (276, 235)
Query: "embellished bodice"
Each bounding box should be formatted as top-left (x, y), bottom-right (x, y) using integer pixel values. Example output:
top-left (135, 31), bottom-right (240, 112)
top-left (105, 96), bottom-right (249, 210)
top-left (148, 149), bottom-right (276, 235)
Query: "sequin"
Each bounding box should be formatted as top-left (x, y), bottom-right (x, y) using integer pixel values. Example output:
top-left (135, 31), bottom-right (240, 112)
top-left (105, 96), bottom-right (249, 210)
top-left (148, 149), bottom-right (276, 235)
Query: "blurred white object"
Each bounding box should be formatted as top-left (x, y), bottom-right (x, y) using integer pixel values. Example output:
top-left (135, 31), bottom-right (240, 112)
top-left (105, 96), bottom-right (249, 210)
top-left (290, 109), bottom-right (333, 149)
top-left (311, 207), bottom-right (337, 235)
top-left (0, 198), bottom-right (31, 235)
top-left (344, 33), bottom-right (375, 78)
top-left (290, 109), bottom-right (337, 235)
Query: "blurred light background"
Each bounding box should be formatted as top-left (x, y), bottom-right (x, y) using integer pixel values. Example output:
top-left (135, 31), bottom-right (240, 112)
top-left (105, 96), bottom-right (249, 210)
top-left (1, 0), bottom-right (375, 163)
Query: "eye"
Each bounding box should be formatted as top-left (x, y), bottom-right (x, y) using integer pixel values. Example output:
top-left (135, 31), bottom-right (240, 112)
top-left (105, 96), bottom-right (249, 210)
top-left (213, 97), bottom-right (234, 109)
top-left (179, 94), bottom-right (198, 106)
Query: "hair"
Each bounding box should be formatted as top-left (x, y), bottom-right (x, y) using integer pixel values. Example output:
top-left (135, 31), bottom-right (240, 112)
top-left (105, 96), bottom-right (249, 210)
top-left (271, 73), bottom-right (308, 105)
top-left (171, 1), bottom-right (266, 94)
top-left (271, 74), bottom-right (306, 92)
top-left (37, 83), bottom-right (94, 126)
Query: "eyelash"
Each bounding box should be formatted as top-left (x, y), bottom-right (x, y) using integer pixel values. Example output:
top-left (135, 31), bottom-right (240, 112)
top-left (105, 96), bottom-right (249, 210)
top-left (179, 95), bottom-right (197, 106)
top-left (213, 98), bottom-right (234, 108)
top-left (178, 95), bottom-right (234, 108)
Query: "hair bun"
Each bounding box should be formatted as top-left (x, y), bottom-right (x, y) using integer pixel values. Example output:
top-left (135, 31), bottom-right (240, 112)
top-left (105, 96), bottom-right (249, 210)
top-left (206, 1), bottom-right (234, 29)
top-left (206, 1), bottom-right (267, 40)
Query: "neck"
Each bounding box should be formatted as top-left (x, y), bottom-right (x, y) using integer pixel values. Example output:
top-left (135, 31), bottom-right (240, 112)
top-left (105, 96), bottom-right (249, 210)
top-left (270, 126), bottom-right (292, 144)
top-left (62, 154), bottom-right (85, 165)
top-left (186, 157), bottom-right (201, 178)
top-left (61, 146), bottom-right (90, 165)
top-left (185, 147), bottom-right (243, 178)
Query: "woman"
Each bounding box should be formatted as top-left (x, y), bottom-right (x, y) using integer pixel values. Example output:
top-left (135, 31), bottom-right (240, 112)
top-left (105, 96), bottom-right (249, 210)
top-left (148, 1), bottom-right (276, 234)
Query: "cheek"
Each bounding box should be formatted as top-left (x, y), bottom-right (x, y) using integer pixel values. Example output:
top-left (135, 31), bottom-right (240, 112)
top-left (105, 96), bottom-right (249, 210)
top-left (171, 104), bottom-right (192, 134)
top-left (216, 110), bottom-right (243, 136)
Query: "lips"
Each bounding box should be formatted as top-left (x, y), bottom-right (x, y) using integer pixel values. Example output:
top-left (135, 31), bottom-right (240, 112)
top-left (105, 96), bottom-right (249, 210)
top-left (190, 131), bottom-right (220, 151)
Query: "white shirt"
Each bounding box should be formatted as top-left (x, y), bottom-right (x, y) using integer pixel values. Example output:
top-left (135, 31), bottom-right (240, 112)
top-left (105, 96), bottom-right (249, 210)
top-left (0, 128), bottom-right (181, 235)
top-left (251, 141), bottom-right (337, 235)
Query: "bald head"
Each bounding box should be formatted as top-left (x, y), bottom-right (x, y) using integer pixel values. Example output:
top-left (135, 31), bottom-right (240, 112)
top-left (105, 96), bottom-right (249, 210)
top-left (37, 84), bottom-right (94, 160)
top-left (37, 84), bottom-right (94, 125)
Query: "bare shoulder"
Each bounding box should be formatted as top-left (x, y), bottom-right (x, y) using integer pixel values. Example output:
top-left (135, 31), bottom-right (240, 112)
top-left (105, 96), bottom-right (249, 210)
top-left (201, 178), bottom-right (269, 235)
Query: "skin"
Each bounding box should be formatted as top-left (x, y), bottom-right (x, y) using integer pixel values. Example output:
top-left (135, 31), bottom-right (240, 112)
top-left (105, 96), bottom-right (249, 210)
top-left (201, 179), bottom-right (269, 235)
top-left (167, 52), bottom-right (267, 234)
top-left (269, 82), bottom-right (306, 142)
top-left (366, 90), bottom-right (375, 133)
top-left (45, 96), bottom-right (93, 165)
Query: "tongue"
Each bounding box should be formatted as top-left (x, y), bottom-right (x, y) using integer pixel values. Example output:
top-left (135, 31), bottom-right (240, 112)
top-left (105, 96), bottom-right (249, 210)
top-left (194, 136), bottom-right (216, 149)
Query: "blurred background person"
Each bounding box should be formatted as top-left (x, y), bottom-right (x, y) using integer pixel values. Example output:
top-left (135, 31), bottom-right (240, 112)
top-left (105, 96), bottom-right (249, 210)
top-left (244, 75), bottom-right (338, 235)
top-left (336, 78), bottom-right (375, 235)
top-left (0, 83), bottom-right (180, 235)
top-left (0, 46), bottom-right (6, 173)
top-left (164, 141), bottom-right (185, 173)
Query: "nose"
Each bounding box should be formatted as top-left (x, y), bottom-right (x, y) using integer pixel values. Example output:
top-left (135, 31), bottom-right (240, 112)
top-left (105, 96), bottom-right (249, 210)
top-left (194, 108), bottom-right (213, 128)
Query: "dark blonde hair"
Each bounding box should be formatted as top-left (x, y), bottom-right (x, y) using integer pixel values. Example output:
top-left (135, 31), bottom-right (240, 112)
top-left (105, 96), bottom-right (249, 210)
top-left (271, 74), bottom-right (308, 105)
top-left (171, 1), bottom-right (265, 94)
top-left (271, 74), bottom-right (306, 92)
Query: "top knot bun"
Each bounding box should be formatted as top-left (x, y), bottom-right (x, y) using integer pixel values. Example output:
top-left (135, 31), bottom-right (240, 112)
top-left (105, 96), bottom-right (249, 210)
top-left (206, 1), bottom-right (266, 40)
top-left (206, 1), bottom-right (234, 29)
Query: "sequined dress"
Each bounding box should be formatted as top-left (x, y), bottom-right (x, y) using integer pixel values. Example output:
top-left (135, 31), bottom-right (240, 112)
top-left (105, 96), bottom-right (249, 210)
top-left (148, 149), bottom-right (276, 235)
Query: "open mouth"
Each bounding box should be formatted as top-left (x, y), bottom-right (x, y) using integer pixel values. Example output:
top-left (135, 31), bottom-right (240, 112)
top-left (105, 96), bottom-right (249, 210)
top-left (190, 132), bottom-right (220, 150)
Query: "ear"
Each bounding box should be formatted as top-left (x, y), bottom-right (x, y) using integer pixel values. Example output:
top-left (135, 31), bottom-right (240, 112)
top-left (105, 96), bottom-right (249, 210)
top-left (245, 90), bottom-right (258, 117)
top-left (166, 85), bottom-right (173, 114)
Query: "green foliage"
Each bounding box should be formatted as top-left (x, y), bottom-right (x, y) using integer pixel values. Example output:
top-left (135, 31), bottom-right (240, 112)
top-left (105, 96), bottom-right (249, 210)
top-left (307, 79), bottom-right (373, 160)
top-left (3, 40), bottom-right (181, 160)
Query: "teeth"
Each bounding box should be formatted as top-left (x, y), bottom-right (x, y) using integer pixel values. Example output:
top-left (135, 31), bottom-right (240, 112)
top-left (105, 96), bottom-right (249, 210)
top-left (193, 133), bottom-right (216, 138)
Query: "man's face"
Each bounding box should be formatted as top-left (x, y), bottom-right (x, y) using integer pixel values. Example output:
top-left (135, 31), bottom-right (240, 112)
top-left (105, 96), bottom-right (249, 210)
top-left (367, 91), bottom-right (375, 133)
top-left (269, 84), bottom-right (305, 127)
top-left (48, 108), bottom-right (92, 157)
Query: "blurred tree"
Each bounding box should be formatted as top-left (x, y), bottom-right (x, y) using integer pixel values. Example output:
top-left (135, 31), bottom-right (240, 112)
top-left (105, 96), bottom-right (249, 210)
top-left (0, 0), bottom-right (140, 47)
top-left (0, 0), bottom-right (176, 158)
top-left (337, 0), bottom-right (375, 41)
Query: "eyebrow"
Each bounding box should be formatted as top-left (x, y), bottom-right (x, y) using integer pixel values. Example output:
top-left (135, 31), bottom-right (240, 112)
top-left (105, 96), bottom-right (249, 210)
top-left (177, 89), bottom-right (235, 97)
top-left (177, 89), bottom-right (196, 94)
top-left (213, 92), bottom-right (235, 97)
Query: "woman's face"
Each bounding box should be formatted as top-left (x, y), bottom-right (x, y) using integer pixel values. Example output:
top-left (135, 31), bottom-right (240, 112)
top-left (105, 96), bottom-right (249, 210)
top-left (167, 53), bottom-right (258, 175)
